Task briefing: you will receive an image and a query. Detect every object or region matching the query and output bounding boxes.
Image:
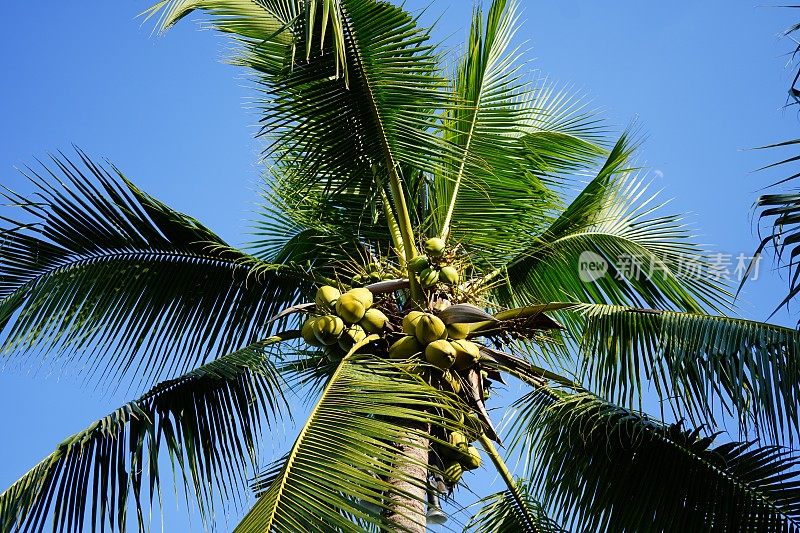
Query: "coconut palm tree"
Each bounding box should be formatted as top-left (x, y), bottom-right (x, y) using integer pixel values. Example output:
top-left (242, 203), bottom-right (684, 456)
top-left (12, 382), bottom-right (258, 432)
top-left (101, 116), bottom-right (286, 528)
top-left (3, 1), bottom-right (800, 531)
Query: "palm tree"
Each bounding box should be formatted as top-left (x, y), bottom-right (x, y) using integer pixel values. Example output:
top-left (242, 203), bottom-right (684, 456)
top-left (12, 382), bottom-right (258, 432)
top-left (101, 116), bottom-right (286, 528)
top-left (3, 0), bottom-right (800, 531)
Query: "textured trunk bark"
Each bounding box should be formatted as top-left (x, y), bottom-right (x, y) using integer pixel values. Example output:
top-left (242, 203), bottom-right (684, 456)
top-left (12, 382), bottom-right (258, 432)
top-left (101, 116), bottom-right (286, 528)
top-left (384, 422), bottom-right (428, 533)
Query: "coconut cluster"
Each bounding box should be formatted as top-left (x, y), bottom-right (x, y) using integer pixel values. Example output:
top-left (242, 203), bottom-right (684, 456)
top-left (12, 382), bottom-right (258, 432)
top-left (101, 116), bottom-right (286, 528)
top-left (439, 430), bottom-right (481, 484)
top-left (351, 262), bottom-right (395, 287)
top-left (388, 311), bottom-right (481, 373)
top-left (301, 286), bottom-right (388, 354)
top-left (408, 238), bottom-right (460, 289)
top-left (300, 279), bottom-right (489, 491)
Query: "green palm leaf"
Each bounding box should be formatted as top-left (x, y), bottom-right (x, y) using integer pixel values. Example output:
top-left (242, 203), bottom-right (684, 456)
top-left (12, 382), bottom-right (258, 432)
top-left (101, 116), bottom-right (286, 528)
top-left (147, 0), bottom-right (347, 80)
top-left (577, 303), bottom-right (800, 443)
top-left (433, 0), bottom-right (552, 250)
top-left (150, 0), bottom-right (445, 216)
top-left (431, 0), bottom-right (602, 263)
top-left (251, 170), bottom-right (395, 273)
top-left (465, 478), bottom-right (566, 533)
top-left (495, 133), bottom-right (730, 313)
top-left (236, 355), bottom-right (466, 532)
top-left (750, 139), bottom-right (800, 310)
top-left (511, 387), bottom-right (800, 532)
top-left (0, 335), bottom-right (291, 533)
top-left (0, 152), bottom-right (306, 385)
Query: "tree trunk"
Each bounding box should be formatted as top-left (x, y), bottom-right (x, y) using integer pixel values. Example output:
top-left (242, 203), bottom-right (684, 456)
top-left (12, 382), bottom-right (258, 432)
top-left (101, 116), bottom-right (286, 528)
top-left (384, 421), bottom-right (428, 533)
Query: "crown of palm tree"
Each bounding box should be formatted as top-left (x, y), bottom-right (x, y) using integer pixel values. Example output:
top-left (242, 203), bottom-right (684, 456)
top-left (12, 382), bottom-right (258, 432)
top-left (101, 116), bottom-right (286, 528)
top-left (3, 1), bottom-right (800, 532)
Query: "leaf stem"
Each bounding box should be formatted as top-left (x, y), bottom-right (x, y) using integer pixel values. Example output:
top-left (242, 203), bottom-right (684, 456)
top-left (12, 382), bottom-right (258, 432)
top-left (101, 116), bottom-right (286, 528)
top-left (382, 190), bottom-right (406, 266)
top-left (478, 433), bottom-right (540, 533)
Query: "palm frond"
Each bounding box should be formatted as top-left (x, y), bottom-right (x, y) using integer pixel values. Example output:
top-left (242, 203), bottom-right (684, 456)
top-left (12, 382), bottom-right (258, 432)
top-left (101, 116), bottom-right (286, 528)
top-left (578, 304), bottom-right (800, 444)
top-left (433, 0), bottom-right (552, 249)
top-left (250, 169), bottom-right (395, 272)
top-left (236, 355), bottom-right (467, 532)
top-left (150, 0), bottom-right (446, 222)
top-left (0, 336), bottom-right (290, 533)
top-left (431, 0), bottom-right (603, 263)
top-left (464, 478), bottom-right (566, 533)
top-left (751, 139), bottom-right (800, 311)
top-left (0, 151), bottom-right (307, 385)
top-left (146, 0), bottom-right (346, 79)
top-left (743, 10), bottom-right (800, 308)
top-left (517, 82), bottom-right (606, 184)
top-left (495, 132), bottom-right (730, 313)
top-left (511, 387), bottom-right (800, 532)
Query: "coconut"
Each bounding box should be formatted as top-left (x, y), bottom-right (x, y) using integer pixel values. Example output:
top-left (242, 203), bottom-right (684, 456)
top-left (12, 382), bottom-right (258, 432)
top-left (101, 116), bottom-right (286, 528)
top-left (360, 308), bottom-right (388, 334)
top-left (388, 335), bottom-right (422, 359)
top-left (402, 310), bottom-right (426, 335)
top-left (313, 315), bottom-right (345, 345)
top-left (438, 266), bottom-right (459, 285)
top-left (442, 460), bottom-right (463, 484)
top-left (440, 434), bottom-right (466, 460)
top-left (336, 294), bottom-right (366, 323)
top-left (338, 324), bottom-right (367, 352)
top-left (446, 323), bottom-right (470, 340)
top-left (424, 237), bottom-right (446, 257)
top-left (449, 430), bottom-right (467, 448)
top-left (348, 287), bottom-right (374, 308)
top-left (301, 317), bottom-right (324, 347)
top-left (419, 268), bottom-right (439, 288)
top-left (425, 339), bottom-right (456, 370)
top-left (451, 339), bottom-right (481, 370)
top-left (315, 285), bottom-right (340, 311)
top-left (460, 446), bottom-right (481, 470)
top-left (407, 255), bottom-right (429, 273)
top-left (415, 314), bottom-right (447, 345)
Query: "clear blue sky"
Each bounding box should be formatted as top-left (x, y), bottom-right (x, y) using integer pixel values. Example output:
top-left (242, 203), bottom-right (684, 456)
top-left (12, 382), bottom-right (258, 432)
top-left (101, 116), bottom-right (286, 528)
top-left (1, 1), bottom-right (798, 531)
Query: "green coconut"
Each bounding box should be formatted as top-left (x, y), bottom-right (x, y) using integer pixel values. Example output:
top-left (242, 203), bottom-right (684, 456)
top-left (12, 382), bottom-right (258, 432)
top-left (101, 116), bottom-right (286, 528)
top-left (442, 460), bottom-right (463, 484)
top-left (446, 323), bottom-right (470, 340)
top-left (451, 339), bottom-right (481, 370)
top-left (360, 308), bottom-right (388, 334)
top-left (402, 310), bottom-right (426, 335)
top-left (313, 314), bottom-right (345, 345)
top-left (336, 293), bottom-right (366, 323)
top-left (438, 266), bottom-right (459, 285)
top-left (415, 314), bottom-right (447, 345)
top-left (407, 255), bottom-right (429, 273)
top-left (419, 267), bottom-right (439, 288)
top-left (348, 287), bottom-right (374, 308)
top-left (301, 317), bottom-right (324, 347)
top-left (424, 237), bottom-right (446, 257)
top-left (425, 339), bottom-right (456, 370)
top-left (315, 285), bottom-right (340, 311)
top-left (449, 430), bottom-right (467, 448)
top-left (460, 446), bottom-right (481, 470)
top-left (388, 335), bottom-right (422, 359)
top-left (338, 324), bottom-right (367, 352)
top-left (441, 429), bottom-right (472, 459)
